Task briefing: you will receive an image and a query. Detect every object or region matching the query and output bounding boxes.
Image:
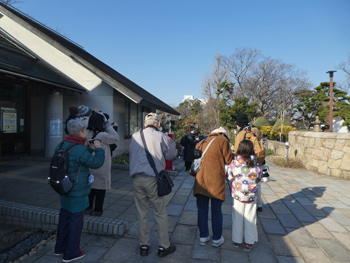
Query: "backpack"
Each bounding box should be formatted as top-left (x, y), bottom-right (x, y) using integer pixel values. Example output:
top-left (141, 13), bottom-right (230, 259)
top-left (48, 142), bottom-right (81, 195)
top-left (244, 131), bottom-right (266, 164)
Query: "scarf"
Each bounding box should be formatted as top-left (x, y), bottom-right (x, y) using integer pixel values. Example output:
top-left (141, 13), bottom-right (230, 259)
top-left (64, 134), bottom-right (86, 145)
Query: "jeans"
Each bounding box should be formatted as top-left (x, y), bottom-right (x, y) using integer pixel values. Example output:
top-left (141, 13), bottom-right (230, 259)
top-left (55, 208), bottom-right (84, 260)
top-left (196, 194), bottom-right (223, 240)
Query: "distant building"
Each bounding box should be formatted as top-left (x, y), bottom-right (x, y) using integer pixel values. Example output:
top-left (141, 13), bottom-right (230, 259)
top-left (182, 95), bottom-right (208, 105)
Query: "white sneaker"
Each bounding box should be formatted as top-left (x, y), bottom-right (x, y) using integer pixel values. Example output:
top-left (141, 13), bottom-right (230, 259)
top-left (212, 236), bottom-right (224, 247)
top-left (262, 176), bottom-right (270, 182)
top-left (199, 236), bottom-right (210, 246)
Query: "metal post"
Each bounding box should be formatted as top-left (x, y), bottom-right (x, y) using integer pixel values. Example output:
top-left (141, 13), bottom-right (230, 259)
top-left (326, 71), bottom-right (336, 132)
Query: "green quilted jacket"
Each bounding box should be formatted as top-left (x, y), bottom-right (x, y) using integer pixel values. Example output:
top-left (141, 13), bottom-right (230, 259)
top-left (58, 141), bottom-right (105, 213)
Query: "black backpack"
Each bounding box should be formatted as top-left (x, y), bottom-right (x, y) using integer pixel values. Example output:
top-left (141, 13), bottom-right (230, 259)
top-left (48, 142), bottom-right (81, 195)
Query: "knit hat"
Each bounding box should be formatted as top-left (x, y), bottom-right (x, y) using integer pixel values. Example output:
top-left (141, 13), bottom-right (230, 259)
top-left (236, 113), bottom-right (249, 128)
top-left (144, 112), bottom-right (161, 122)
top-left (211, 127), bottom-right (227, 135)
top-left (78, 105), bottom-right (92, 117)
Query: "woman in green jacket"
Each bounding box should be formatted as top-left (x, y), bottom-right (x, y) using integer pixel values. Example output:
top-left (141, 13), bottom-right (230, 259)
top-left (54, 118), bottom-right (105, 263)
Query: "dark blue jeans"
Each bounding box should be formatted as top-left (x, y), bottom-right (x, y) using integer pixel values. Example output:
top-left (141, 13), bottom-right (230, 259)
top-left (196, 194), bottom-right (223, 240)
top-left (55, 208), bottom-right (84, 260)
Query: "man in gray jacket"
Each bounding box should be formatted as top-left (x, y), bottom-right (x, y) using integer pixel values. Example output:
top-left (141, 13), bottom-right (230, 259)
top-left (129, 113), bottom-right (177, 258)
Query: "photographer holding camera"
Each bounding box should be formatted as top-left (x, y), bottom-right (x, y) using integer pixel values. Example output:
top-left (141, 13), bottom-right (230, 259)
top-left (85, 111), bottom-right (119, 216)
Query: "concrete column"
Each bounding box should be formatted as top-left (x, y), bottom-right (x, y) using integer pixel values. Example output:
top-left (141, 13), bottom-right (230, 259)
top-left (45, 91), bottom-right (63, 157)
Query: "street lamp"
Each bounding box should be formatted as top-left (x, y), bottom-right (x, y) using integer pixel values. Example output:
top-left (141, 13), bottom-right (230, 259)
top-left (285, 141), bottom-right (290, 165)
top-left (326, 70), bottom-right (336, 132)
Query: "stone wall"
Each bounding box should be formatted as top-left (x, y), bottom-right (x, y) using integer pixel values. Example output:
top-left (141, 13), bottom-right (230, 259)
top-left (267, 131), bottom-right (350, 180)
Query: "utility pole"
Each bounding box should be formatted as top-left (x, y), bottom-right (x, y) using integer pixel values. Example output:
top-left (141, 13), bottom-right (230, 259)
top-left (326, 71), bottom-right (336, 132)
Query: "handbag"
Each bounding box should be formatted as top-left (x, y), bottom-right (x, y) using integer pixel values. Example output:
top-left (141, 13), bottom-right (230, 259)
top-left (140, 130), bottom-right (174, 196)
top-left (191, 137), bottom-right (216, 176)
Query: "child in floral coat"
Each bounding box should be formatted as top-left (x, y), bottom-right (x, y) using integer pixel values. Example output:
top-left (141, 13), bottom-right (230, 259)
top-left (227, 140), bottom-right (262, 251)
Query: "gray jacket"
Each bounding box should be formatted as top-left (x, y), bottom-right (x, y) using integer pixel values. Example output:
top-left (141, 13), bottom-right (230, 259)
top-left (129, 126), bottom-right (177, 177)
top-left (86, 125), bottom-right (120, 189)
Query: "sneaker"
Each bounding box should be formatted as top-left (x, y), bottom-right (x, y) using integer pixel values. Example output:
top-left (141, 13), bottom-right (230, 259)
top-left (158, 244), bottom-right (176, 257)
top-left (257, 207), bottom-right (263, 212)
top-left (244, 243), bottom-right (253, 251)
top-left (140, 245), bottom-right (149, 256)
top-left (233, 242), bottom-right (240, 248)
top-left (262, 176), bottom-right (270, 182)
top-left (62, 250), bottom-right (86, 262)
top-left (93, 211), bottom-right (103, 217)
top-left (199, 236), bottom-right (210, 246)
top-left (212, 236), bottom-right (224, 247)
top-left (54, 252), bottom-right (62, 256)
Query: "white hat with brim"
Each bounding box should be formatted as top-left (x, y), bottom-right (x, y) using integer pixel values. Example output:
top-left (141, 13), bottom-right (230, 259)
top-left (211, 127), bottom-right (227, 135)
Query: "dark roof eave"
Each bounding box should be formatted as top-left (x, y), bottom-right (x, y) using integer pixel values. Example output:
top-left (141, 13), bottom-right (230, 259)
top-left (139, 99), bottom-right (180, 116)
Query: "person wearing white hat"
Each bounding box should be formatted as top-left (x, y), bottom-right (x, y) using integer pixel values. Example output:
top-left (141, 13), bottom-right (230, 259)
top-left (193, 127), bottom-right (234, 248)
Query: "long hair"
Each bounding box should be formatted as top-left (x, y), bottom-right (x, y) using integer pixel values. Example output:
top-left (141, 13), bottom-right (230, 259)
top-left (87, 113), bottom-right (104, 137)
top-left (236, 140), bottom-right (255, 168)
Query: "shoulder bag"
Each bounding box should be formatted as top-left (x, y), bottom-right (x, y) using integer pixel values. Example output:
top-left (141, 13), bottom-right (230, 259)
top-left (191, 137), bottom-right (216, 176)
top-left (140, 129), bottom-right (174, 196)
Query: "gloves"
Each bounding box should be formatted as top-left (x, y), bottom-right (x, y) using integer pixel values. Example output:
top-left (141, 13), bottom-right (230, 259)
top-left (88, 174), bottom-right (94, 185)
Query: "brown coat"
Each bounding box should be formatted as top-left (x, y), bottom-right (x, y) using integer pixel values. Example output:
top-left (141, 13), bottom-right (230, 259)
top-left (193, 133), bottom-right (234, 201)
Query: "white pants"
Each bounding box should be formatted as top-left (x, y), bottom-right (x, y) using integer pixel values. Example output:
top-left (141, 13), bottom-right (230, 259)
top-left (232, 199), bottom-right (258, 245)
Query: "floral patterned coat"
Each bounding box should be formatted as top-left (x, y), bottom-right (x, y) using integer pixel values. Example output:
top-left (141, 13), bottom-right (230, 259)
top-left (227, 155), bottom-right (262, 203)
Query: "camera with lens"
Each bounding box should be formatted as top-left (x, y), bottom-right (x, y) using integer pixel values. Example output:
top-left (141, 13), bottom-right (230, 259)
top-left (89, 139), bottom-right (101, 144)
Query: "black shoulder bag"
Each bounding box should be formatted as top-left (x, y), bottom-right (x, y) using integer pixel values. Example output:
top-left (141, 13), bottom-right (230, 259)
top-left (140, 129), bottom-right (174, 196)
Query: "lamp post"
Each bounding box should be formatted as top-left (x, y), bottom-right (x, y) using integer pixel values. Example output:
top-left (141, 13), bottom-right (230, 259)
top-left (285, 141), bottom-right (290, 165)
top-left (326, 70), bottom-right (336, 132)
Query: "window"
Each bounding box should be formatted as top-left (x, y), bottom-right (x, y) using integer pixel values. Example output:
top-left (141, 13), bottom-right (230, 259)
top-left (125, 102), bottom-right (147, 138)
top-left (124, 101), bottom-right (130, 138)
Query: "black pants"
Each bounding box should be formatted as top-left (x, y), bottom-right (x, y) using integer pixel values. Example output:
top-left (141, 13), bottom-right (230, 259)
top-left (88, 189), bottom-right (106, 213)
top-left (185, 161), bottom-right (192, 171)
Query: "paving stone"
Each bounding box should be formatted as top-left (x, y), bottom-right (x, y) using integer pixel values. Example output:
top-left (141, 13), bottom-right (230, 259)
top-left (192, 235), bottom-right (221, 261)
top-left (316, 217), bottom-right (348, 233)
top-left (257, 205), bottom-right (277, 219)
top-left (184, 200), bottom-right (197, 211)
top-left (171, 224), bottom-right (197, 245)
top-left (221, 248), bottom-right (249, 263)
top-left (332, 232), bottom-right (350, 250)
top-left (277, 256), bottom-right (305, 263)
top-left (287, 228), bottom-right (319, 248)
top-left (267, 234), bottom-right (300, 257)
top-left (249, 242), bottom-right (279, 263)
top-left (81, 245), bottom-right (108, 263)
top-left (326, 199), bottom-right (349, 209)
top-left (169, 195), bottom-right (188, 205)
top-left (166, 203), bottom-right (183, 216)
top-left (178, 210), bottom-right (197, 225)
top-left (86, 235), bottom-right (118, 248)
top-left (303, 205), bottom-right (328, 217)
top-left (270, 203), bottom-right (292, 214)
top-left (276, 213), bottom-right (302, 228)
top-left (316, 238), bottom-right (350, 262)
top-left (260, 218), bottom-right (286, 235)
top-left (328, 210), bottom-right (350, 226)
top-left (298, 247), bottom-right (332, 263)
top-left (100, 237), bottom-right (138, 263)
top-left (303, 222), bottom-right (334, 239)
top-left (294, 197), bottom-right (316, 207)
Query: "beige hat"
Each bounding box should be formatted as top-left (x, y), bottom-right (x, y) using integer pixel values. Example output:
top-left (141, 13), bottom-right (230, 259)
top-left (211, 127), bottom-right (227, 135)
top-left (144, 112), bottom-right (161, 122)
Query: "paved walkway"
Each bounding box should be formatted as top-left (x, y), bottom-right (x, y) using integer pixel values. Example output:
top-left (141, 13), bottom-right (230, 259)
top-left (1, 158), bottom-right (350, 263)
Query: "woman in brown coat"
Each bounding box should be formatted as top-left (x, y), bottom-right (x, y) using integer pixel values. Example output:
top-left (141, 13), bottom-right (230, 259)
top-left (193, 127), bottom-right (234, 247)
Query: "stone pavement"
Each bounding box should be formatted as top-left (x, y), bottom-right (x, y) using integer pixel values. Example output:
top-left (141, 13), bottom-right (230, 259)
top-left (1, 158), bottom-right (350, 263)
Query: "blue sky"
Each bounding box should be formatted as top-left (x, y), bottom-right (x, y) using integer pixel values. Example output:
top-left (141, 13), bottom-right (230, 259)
top-left (15, 0), bottom-right (350, 107)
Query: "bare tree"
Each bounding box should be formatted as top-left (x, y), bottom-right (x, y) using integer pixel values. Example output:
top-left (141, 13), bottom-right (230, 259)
top-left (337, 54), bottom-right (350, 91)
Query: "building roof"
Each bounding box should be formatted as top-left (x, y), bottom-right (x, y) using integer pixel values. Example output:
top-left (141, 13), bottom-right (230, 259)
top-left (0, 3), bottom-right (179, 115)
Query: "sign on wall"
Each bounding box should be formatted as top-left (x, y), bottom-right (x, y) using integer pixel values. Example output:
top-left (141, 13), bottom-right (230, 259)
top-left (1, 108), bottom-right (17, 133)
top-left (50, 118), bottom-right (62, 137)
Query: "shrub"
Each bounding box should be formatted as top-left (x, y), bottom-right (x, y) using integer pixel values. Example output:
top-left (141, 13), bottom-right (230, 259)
top-left (112, 151), bottom-right (129, 165)
top-left (266, 149), bottom-right (275, 156)
top-left (272, 119), bottom-right (292, 131)
top-left (253, 117), bottom-right (270, 128)
top-left (270, 126), bottom-right (296, 141)
top-left (260, 126), bottom-right (272, 137)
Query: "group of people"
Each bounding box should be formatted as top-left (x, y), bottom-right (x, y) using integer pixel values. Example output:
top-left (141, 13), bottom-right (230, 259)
top-left (54, 105), bottom-right (119, 262)
top-left (53, 108), bottom-right (267, 262)
top-left (180, 113), bottom-right (267, 251)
